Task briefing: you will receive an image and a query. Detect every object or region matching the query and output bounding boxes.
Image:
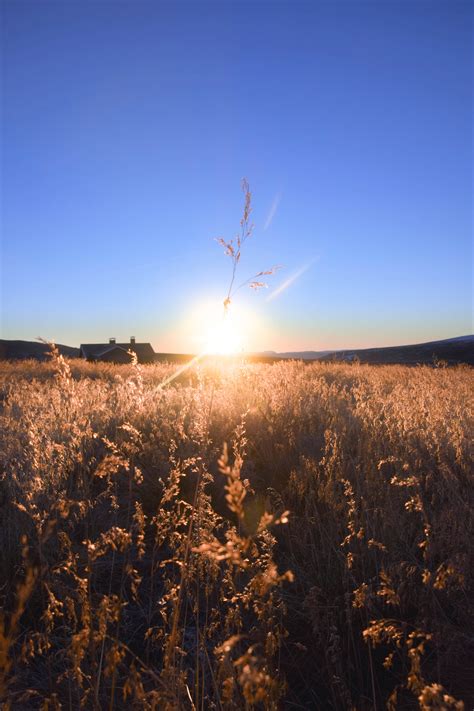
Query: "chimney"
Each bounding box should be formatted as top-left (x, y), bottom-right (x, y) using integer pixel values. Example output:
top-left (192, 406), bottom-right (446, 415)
top-left (109, 337), bottom-right (116, 344)
top-left (130, 336), bottom-right (136, 346)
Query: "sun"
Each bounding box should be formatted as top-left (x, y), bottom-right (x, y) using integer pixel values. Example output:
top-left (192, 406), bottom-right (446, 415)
top-left (203, 311), bottom-right (243, 355)
top-left (181, 299), bottom-right (260, 356)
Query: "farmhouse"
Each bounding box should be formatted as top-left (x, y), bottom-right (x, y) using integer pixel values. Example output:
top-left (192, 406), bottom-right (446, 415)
top-left (79, 337), bottom-right (155, 364)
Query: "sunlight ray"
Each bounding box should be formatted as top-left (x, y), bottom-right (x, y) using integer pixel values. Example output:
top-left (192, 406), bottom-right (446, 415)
top-left (266, 259), bottom-right (317, 302)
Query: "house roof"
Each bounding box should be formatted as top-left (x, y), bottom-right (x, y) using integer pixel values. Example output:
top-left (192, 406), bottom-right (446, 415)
top-left (79, 343), bottom-right (155, 360)
top-left (94, 345), bottom-right (130, 358)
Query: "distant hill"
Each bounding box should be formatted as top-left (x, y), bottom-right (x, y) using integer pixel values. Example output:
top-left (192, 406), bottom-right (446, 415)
top-left (1, 335), bottom-right (472, 365)
top-left (158, 338), bottom-right (474, 365)
top-left (270, 350), bottom-right (333, 360)
top-left (318, 335), bottom-right (474, 366)
top-left (0, 340), bottom-right (80, 360)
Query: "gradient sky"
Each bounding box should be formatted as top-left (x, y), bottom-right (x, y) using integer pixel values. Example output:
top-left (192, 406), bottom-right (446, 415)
top-left (1, 0), bottom-right (472, 352)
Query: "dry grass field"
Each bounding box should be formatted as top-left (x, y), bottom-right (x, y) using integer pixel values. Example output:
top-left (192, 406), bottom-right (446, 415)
top-left (0, 351), bottom-right (472, 709)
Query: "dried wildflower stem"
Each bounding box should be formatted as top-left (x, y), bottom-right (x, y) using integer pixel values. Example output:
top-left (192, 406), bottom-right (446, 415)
top-left (216, 178), bottom-right (281, 315)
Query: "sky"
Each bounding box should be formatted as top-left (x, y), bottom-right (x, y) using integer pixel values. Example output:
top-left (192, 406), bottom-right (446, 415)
top-left (1, 0), bottom-right (472, 352)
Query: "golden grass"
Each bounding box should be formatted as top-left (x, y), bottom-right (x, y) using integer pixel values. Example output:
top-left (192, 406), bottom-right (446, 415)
top-left (0, 353), bottom-right (472, 709)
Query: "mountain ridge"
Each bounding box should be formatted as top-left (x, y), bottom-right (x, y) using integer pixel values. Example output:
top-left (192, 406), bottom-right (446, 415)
top-left (271, 335), bottom-right (474, 365)
top-left (0, 335), bottom-right (472, 365)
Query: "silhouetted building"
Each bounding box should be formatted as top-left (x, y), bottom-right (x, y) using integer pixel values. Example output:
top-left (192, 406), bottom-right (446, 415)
top-left (79, 337), bottom-right (155, 364)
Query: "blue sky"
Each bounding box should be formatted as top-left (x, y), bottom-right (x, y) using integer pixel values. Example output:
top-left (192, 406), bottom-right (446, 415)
top-left (1, 0), bottom-right (472, 352)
